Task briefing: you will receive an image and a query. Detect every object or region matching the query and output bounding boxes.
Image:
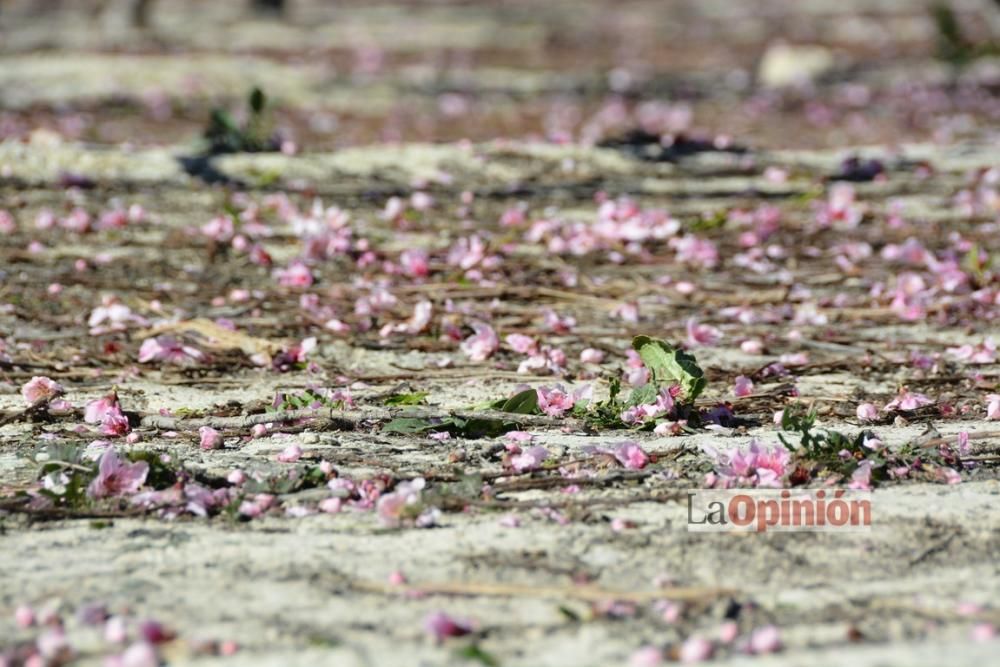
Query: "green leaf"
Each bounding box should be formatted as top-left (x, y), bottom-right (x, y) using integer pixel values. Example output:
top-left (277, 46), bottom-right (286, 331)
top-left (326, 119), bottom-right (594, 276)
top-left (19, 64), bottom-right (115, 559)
top-left (454, 644), bottom-right (500, 667)
top-left (631, 335), bottom-right (707, 401)
top-left (498, 389), bottom-right (540, 415)
top-left (383, 417), bottom-right (439, 434)
top-left (249, 87), bottom-right (266, 115)
top-left (382, 392), bottom-right (429, 406)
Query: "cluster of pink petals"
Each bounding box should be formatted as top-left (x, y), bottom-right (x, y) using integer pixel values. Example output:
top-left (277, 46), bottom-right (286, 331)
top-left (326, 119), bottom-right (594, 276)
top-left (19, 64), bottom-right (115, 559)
top-left (882, 388), bottom-right (934, 412)
top-left (526, 198), bottom-right (680, 258)
top-left (670, 235), bottom-right (719, 269)
top-left (947, 338), bottom-right (996, 364)
top-left (376, 477), bottom-right (428, 526)
top-left (21, 376), bottom-right (63, 405)
top-left (460, 322), bottom-right (499, 361)
top-left (704, 440), bottom-right (790, 488)
top-left (536, 385), bottom-right (576, 417)
top-left (620, 388), bottom-right (676, 425)
top-left (85, 392), bottom-right (131, 436)
top-left (87, 447), bottom-right (149, 499)
top-left (138, 336), bottom-right (205, 366)
top-left (509, 445), bottom-right (551, 473)
top-left (88, 296), bottom-right (146, 334)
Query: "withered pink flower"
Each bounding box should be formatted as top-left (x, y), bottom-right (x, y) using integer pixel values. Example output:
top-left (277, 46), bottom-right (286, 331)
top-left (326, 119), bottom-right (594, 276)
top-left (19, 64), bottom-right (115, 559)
top-left (376, 478), bottom-right (425, 526)
top-left (399, 249), bottom-right (430, 278)
top-left (815, 182), bottom-right (864, 228)
top-left (748, 625), bottom-right (781, 654)
top-left (85, 394), bottom-right (121, 425)
top-left (686, 318), bottom-right (722, 347)
top-left (275, 261), bottom-right (314, 287)
top-left (856, 402), bottom-right (879, 421)
top-left (883, 388), bottom-right (934, 412)
top-left (510, 446), bottom-right (550, 473)
top-left (733, 375), bottom-right (754, 397)
top-left (88, 295), bottom-right (144, 333)
top-left (986, 394), bottom-right (1000, 421)
top-left (971, 623), bottom-right (997, 642)
top-left (580, 348), bottom-right (605, 364)
top-left (277, 444), bottom-right (303, 462)
top-left (505, 333), bottom-right (537, 355)
top-left (87, 447), bottom-right (148, 499)
top-left (423, 611), bottom-right (473, 642)
top-left (138, 336), bottom-right (205, 366)
top-left (406, 300), bottom-right (433, 334)
top-left (101, 406), bottom-right (131, 437)
top-left (21, 376), bottom-right (64, 405)
top-left (15, 605), bottom-right (35, 628)
top-left (536, 385), bottom-right (575, 417)
top-left (460, 322), bottom-right (499, 361)
top-left (628, 646), bottom-right (663, 666)
top-left (679, 636), bottom-right (714, 663)
top-left (704, 440), bottom-right (789, 488)
top-left (849, 460), bottom-right (874, 490)
top-left (199, 426), bottom-right (223, 450)
top-left (614, 442), bottom-right (650, 470)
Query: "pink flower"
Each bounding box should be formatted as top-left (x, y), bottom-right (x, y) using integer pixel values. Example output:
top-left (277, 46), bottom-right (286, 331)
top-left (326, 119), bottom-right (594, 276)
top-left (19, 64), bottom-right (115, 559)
top-left (946, 338), bottom-right (996, 364)
top-left (986, 394), bottom-right (1000, 420)
top-left (399, 249), bottom-right (430, 278)
top-left (629, 646), bottom-right (663, 666)
top-left (15, 605), bottom-right (35, 628)
top-left (883, 388), bottom-right (934, 412)
top-left (679, 636), bottom-right (714, 663)
top-left (101, 406), bottom-right (131, 437)
top-left (138, 336), bottom-right (205, 366)
top-left (460, 322), bottom-right (499, 361)
top-left (505, 333), bottom-right (538, 355)
top-left (856, 402), bottom-right (879, 421)
top-left (971, 623), bottom-right (997, 642)
top-left (705, 440), bottom-right (789, 488)
top-left (107, 641), bottom-right (159, 667)
top-left (510, 446), bottom-right (550, 472)
top-left (87, 447), bottom-right (149, 499)
top-left (849, 460), bottom-right (874, 490)
top-left (614, 442), bottom-right (650, 470)
top-left (21, 376), bottom-right (64, 405)
top-left (376, 478), bottom-right (425, 526)
top-left (686, 317), bottom-right (721, 347)
top-left (277, 444), bottom-right (303, 462)
top-left (815, 183), bottom-right (864, 228)
top-left (670, 235), bottom-right (718, 268)
top-left (733, 375), bottom-right (754, 397)
top-left (199, 426), bottom-right (223, 450)
top-left (88, 295), bottom-right (144, 333)
top-left (85, 393), bottom-right (121, 424)
top-left (423, 611), bottom-right (473, 642)
top-left (275, 261), bottom-right (314, 287)
top-left (748, 625), bottom-right (781, 654)
top-left (580, 348), bottom-right (605, 364)
top-left (537, 385), bottom-right (575, 417)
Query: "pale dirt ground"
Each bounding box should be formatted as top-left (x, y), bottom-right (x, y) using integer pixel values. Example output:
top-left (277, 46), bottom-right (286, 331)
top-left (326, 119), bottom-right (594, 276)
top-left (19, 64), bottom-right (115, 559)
top-left (2, 1), bottom-right (1000, 666)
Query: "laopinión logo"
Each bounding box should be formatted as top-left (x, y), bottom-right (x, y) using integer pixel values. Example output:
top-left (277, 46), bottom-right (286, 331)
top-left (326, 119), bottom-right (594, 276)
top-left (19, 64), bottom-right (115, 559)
top-left (687, 489), bottom-right (872, 533)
